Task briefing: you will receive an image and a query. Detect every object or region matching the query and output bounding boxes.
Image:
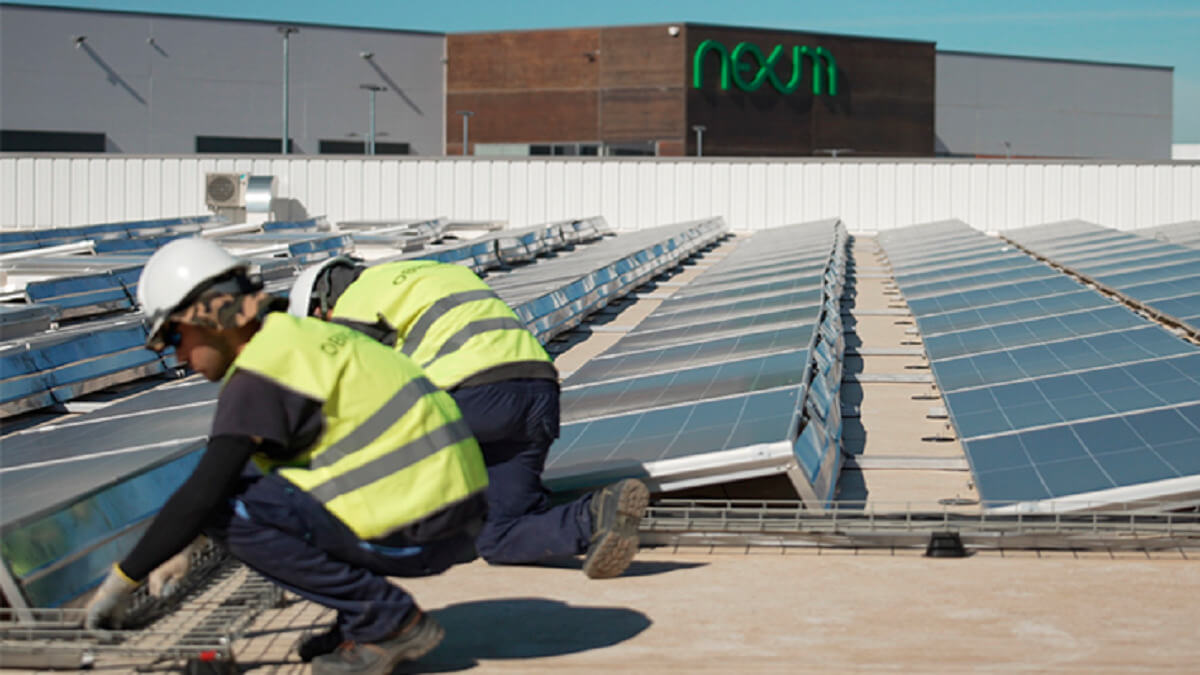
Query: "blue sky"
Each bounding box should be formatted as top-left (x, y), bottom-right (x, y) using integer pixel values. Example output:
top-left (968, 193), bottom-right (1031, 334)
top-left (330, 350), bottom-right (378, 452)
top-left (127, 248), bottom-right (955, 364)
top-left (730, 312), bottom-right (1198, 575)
top-left (18, 0), bottom-right (1200, 142)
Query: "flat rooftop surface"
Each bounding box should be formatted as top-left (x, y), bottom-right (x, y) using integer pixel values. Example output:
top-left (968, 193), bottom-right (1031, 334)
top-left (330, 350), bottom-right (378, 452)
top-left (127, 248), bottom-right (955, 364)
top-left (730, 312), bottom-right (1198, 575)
top-left (8, 232), bottom-right (1200, 673)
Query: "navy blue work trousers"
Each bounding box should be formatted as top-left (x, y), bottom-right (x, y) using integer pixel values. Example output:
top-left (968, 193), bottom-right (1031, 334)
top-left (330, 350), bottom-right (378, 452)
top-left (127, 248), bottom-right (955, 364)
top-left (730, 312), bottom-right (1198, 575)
top-left (203, 468), bottom-right (478, 644)
top-left (450, 378), bottom-right (593, 564)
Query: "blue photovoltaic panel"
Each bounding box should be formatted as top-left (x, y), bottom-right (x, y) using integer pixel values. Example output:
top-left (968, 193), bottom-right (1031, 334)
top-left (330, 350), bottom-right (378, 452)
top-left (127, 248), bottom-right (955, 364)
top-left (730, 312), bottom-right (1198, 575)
top-left (0, 320), bottom-right (169, 416)
top-left (567, 325), bottom-right (814, 384)
top-left (893, 254), bottom-right (1040, 286)
top-left (929, 325), bottom-right (1194, 393)
top-left (945, 353), bottom-right (1200, 439)
top-left (0, 215), bottom-right (223, 254)
top-left (922, 306), bottom-right (1148, 360)
top-left (561, 349), bottom-right (808, 422)
top-left (880, 219), bottom-right (1200, 508)
top-left (1005, 220), bottom-right (1200, 334)
top-left (905, 275), bottom-right (1083, 317)
top-left (0, 379), bottom-right (217, 607)
top-left (966, 404), bottom-right (1200, 505)
top-left (915, 289), bottom-right (1107, 337)
top-left (900, 265), bottom-right (1057, 300)
top-left (654, 273), bottom-right (827, 310)
top-left (548, 219), bottom-right (847, 505)
top-left (548, 386), bottom-right (803, 484)
top-left (601, 305), bottom-right (823, 355)
top-left (637, 291), bottom-right (824, 332)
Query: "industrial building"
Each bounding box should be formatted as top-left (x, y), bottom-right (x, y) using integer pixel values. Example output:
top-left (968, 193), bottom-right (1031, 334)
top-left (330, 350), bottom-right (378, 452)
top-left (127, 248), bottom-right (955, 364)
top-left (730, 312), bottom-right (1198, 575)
top-left (0, 4), bottom-right (1176, 159)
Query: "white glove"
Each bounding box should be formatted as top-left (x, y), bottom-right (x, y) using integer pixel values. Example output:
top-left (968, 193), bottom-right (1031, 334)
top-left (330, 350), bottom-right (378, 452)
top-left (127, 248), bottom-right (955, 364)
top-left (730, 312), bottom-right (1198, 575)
top-left (84, 565), bottom-right (139, 629)
top-left (148, 536), bottom-right (206, 598)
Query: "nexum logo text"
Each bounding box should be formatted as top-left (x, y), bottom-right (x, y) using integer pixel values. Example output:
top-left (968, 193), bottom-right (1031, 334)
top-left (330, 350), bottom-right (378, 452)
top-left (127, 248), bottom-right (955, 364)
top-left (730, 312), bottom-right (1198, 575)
top-left (693, 39), bottom-right (837, 96)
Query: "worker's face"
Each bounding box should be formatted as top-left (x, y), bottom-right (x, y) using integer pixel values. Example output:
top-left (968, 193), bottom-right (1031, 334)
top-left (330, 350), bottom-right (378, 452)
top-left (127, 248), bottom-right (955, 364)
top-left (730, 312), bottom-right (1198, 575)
top-left (173, 322), bottom-right (238, 381)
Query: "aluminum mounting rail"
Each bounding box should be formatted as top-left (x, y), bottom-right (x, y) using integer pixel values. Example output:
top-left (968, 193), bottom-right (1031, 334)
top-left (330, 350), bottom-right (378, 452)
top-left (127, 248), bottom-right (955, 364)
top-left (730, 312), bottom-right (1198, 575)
top-left (639, 499), bottom-right (1200, 551)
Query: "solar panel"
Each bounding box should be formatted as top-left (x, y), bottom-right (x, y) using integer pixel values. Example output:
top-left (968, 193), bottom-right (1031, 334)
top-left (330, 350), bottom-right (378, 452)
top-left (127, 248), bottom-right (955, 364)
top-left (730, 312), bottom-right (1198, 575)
top-left (1004, 220), bottom-right (1200, 335)
top-left (922, 306), bottom-right (1150, 360)
top-left (945, 354), bottom-right (1200, 439)
top-left (566, 324), bottom-right (814, 384)
top-left (562, 349), bottom-right (809, 422)
top-left (0, 379), bottom-right (216, 607)
top-left (964, 403), bottom-right (1200, 506)
top-left (548, 219), bottom-right (847, 507)
top-left (929, 325), bottom-right (1194, 392)
top-left (915, 290), bottom-right (1107, 337)
top-left (879, 219), bottom-right (1200, 510)
top-left (0, 215), bottom-right (226, 255)
top-left (0, 318), bottom-right (173, 417)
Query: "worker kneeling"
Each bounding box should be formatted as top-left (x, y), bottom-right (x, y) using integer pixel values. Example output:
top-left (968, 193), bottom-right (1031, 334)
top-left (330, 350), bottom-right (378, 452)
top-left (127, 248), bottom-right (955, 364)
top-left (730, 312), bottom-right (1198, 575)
top-left (85, 239), bottom-right (488, 675)
top-left (289, 257), bottom-right (649, 580)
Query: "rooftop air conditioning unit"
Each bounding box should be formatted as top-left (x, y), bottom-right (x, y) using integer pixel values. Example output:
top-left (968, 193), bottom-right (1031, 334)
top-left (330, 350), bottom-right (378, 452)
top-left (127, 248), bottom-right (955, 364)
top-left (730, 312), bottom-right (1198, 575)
top-left (205, 172), bottom-right (247, 209)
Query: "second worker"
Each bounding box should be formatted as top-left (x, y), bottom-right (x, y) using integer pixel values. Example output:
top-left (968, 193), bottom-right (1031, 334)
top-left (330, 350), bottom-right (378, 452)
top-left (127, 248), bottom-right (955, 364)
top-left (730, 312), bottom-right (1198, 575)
top-left (289, 256), bottom-right (648, 579)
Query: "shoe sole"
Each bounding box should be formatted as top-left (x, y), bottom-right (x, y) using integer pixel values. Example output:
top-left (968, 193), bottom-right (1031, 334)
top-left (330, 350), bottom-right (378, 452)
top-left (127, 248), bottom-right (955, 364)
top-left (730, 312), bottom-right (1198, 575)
top-left (583, 480), bottom-right (650, 579)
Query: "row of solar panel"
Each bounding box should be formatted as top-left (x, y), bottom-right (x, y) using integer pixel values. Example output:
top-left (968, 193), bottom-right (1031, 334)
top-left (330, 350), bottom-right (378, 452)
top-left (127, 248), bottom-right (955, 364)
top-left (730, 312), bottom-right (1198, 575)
top-left (1003, 220), bottom-right (1200, 333)
top-left (0, 215), bottom-right (228, 254)
top-left (0, 216), bottom-right (725, 608)
top-left (546, 219), bottom-right (847, 507)
top-left (0, 216), bottom-right (621, 418)
top-left (878, 219), bottom-right (1200, 509)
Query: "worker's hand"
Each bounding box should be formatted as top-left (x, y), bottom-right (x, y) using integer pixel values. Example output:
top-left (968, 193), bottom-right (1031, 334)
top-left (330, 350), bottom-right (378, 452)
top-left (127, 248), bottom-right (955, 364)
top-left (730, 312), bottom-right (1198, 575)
top-left (84, 565), bottom-right (139, 629)
top-left (148, 537), bottom-right (205, 597)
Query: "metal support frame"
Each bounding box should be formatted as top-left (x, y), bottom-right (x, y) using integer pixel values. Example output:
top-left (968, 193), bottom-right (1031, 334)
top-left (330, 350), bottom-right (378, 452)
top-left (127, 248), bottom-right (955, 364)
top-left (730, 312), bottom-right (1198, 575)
top-left (638, 499), bottom-right (1200, 551)
top-left (0, 554), bottom-right (282, 671)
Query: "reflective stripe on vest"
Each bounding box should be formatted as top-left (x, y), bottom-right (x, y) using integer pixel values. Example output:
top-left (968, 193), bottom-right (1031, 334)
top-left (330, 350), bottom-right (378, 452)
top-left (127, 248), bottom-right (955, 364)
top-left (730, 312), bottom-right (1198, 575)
top-left (307, 417), bottom-right (474, 503)
top-left (421, 316), bottom-right (528, 369)
top-left (310, 375), bottom-right (441, 470)
top-left (225, 313), bottom-right (487, 540)
top-left (331, 262), bottom-right (553, 389)
top-left (401, 288), bottom-right (501, 358)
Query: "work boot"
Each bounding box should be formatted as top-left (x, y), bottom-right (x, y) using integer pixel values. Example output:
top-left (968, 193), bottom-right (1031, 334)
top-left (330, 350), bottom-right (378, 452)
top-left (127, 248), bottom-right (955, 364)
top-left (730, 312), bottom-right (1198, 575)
top-left (310, 609), bottom-right (443, 675)
top-left (582, 478), bottom-right (650, 579)
top-left (297, 625), bottom-right (342, 662)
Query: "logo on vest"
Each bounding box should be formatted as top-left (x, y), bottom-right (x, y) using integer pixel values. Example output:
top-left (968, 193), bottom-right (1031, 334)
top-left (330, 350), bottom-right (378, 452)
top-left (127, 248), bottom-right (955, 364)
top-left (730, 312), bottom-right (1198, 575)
top-left (320, 331), bottom-right (353, 355)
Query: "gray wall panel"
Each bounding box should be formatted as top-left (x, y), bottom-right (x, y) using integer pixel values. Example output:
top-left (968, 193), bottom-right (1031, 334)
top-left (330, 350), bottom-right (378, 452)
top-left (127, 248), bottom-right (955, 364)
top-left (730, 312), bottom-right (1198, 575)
top-left (936, 52), bottom-right (1172, 160)
top-left (0, 5), bottom-right (445, 155)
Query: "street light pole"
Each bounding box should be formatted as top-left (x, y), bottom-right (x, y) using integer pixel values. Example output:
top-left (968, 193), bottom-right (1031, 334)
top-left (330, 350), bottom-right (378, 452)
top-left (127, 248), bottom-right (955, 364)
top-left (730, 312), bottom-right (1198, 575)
top-left (277, 26), bottom-right (299, 154)
top-left (456, 111), bottom-right (475, 156)
top-left (691, 125), bottom-right (706, 157)
top-left (360, 84), bottom-right (386, 155)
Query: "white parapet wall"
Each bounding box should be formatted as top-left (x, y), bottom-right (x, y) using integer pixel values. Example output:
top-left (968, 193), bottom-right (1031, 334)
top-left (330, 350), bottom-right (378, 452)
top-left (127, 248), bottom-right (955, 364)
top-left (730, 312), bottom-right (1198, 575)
top-left (1, 155), bottom-right (1197, 233)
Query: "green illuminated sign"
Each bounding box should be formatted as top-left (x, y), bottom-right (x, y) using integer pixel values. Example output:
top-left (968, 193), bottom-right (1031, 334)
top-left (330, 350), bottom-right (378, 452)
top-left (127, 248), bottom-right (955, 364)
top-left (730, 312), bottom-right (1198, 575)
top-left (693, 40), bottom-right (837, 96)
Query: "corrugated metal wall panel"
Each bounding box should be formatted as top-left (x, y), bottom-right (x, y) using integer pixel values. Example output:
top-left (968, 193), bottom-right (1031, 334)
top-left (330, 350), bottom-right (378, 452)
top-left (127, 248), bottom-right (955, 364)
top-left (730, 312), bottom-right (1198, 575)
top-left (0, 159), bottom-right (18, 228)
top-left (2, 156), bottom-right (1198, 232)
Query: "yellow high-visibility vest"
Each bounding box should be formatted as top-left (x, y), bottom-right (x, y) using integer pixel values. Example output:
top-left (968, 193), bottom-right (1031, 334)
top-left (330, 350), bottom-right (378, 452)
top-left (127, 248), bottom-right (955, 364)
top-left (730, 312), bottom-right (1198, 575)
top-left (225, 313), bottom-right (488, 541)
top-left (330, 260), bottom-right (554, 389)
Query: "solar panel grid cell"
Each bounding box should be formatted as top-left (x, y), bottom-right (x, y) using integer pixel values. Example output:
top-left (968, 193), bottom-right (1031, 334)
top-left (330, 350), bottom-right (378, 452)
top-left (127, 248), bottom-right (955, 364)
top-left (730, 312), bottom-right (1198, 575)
top-left (550, 219), bottom-right (847, 504)
top-left (882, 219), bottom-right (1200, 509)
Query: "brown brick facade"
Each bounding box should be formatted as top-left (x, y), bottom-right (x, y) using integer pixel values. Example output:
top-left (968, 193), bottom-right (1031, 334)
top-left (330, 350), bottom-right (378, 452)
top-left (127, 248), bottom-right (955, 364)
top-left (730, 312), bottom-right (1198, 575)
top-left (447, 23), bottom-right (933, 157)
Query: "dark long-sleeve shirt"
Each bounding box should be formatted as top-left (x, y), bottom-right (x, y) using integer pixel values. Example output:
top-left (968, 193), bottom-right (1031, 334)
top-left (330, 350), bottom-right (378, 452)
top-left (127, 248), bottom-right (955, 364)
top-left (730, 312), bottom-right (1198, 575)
top-left (118, 370), bottom-right (324, 580)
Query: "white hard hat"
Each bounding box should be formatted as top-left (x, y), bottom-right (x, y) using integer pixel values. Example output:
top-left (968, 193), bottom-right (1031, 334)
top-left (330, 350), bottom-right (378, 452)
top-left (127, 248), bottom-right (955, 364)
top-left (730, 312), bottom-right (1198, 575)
top-left (137, 238), bottom-right (248, 347)
top-left (287, 256), bottom-right (356, 317)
